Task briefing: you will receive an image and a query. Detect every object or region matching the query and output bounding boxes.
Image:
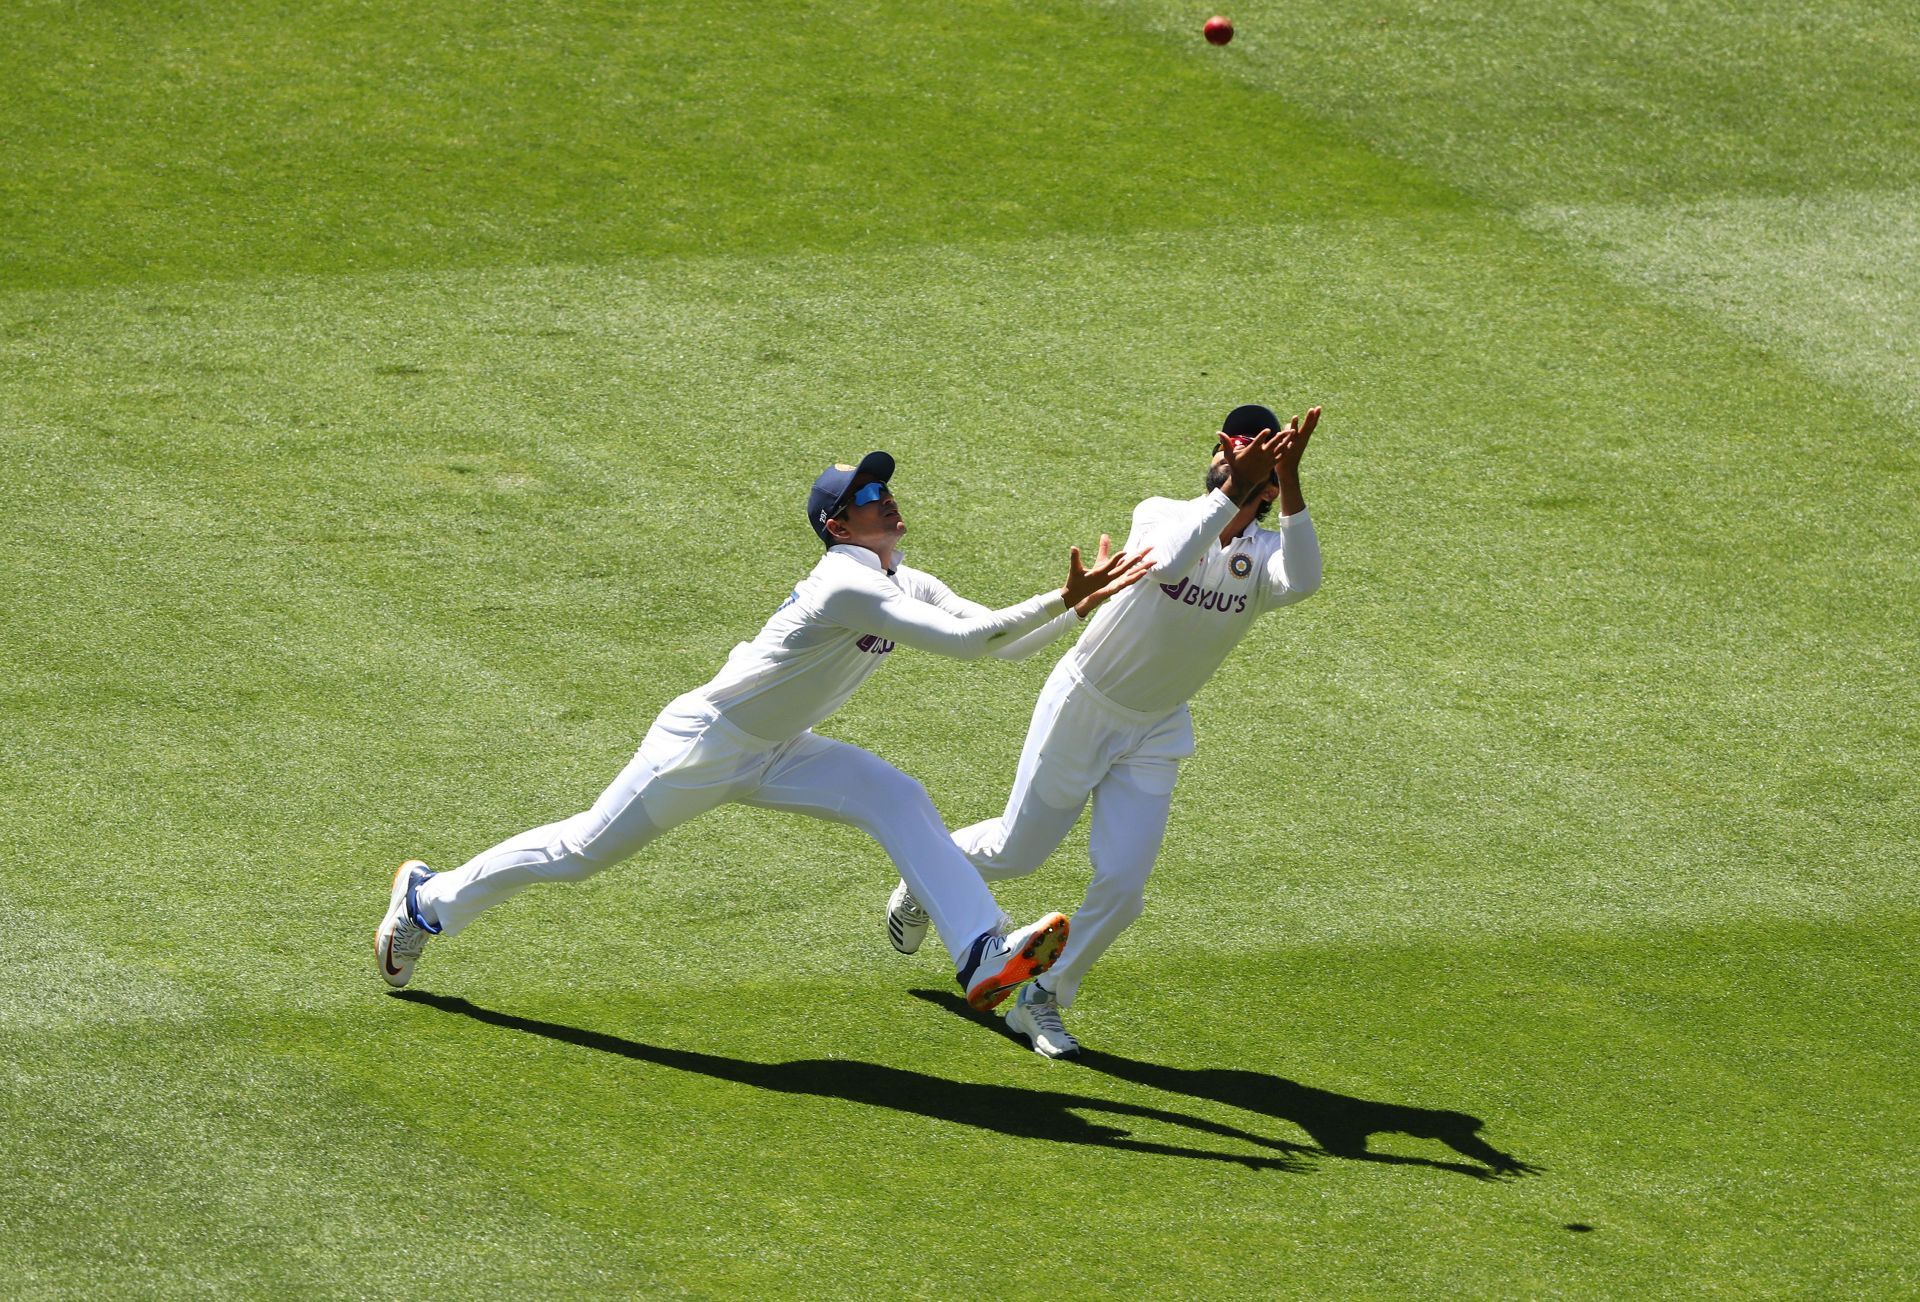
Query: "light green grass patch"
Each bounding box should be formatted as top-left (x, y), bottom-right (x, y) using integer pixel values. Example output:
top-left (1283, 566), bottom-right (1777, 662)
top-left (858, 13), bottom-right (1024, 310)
top-left (0, 907), bottom-right (202, 1031)
top-left (1104, 0), bottom-right (1920, 206)
top-left (1532, 189), bottom-right (1920, 423)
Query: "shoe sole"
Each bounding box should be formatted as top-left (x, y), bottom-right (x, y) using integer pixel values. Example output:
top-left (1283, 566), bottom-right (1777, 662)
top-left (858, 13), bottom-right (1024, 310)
top-left (966, 912), bottom-right (1069, 1012)
top-left (376, 859), bottom-right (428, 988)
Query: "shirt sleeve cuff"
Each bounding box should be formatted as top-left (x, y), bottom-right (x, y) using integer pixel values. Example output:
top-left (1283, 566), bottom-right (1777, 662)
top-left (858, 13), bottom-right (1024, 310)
top-left (1275, 506), bottom-right (1311, 526)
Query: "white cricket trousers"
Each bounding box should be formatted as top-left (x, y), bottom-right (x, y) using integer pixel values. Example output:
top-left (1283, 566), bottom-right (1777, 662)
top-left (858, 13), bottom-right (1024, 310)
top-left (414, 693), bottom-right (1004, 967)
top-left (953, 659), bottom-right (1195, 1006)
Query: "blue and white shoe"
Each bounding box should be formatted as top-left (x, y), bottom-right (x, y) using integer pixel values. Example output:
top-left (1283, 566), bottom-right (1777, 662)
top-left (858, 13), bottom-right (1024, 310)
top-left (886, 880), bottom-right (930, 955)
top-left (956, 912), bottom-right (1069, 1012)
top-left (1004, 980), bottom-right (1081, 1058)
top-left (376, 859), bottom-right (439, 988)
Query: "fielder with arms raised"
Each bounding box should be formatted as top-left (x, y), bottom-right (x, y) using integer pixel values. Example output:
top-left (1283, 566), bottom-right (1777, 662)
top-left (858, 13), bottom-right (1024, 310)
top-left (379, 452), bottom-right (1152, 1012)
top-left (886, 406), bottom-right (1323, 1053)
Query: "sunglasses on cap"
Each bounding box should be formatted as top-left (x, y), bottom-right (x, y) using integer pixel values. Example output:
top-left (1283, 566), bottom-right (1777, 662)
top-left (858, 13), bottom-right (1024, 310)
top-left (837, 481), bottom-right (890, 513)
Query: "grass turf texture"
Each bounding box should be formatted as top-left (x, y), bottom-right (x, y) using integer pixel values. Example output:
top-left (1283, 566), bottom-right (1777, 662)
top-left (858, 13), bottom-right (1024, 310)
top-left (3, 0), bottom-right (1915, 1294)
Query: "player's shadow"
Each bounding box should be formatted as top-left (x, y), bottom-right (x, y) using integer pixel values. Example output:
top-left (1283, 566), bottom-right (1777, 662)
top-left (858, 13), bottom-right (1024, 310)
top-left (393, 990), bottom-right (1310, 1171)
top-left (910, 990), bottom-right (1539, 1182)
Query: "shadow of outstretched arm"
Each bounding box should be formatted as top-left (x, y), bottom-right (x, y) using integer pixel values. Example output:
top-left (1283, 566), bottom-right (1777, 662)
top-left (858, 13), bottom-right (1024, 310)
top-left (908, 989), bottom-right (1540, 1181)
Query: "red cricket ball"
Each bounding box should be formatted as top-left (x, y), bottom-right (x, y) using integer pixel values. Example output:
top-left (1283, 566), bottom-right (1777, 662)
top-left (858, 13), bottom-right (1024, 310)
top-left (1204, 15), bottom-right (1234, 45)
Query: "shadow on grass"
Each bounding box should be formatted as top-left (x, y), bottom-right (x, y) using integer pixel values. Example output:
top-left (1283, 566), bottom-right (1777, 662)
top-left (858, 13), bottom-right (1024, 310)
top-left (909, 990), bottom-right (1540, 1182)
top-left (393, 990), bottom-right (1310, 1172)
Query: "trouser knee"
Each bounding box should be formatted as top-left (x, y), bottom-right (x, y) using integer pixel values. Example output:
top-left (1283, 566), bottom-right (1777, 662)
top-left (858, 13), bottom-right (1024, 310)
top-left (880, 770), bottom-right (932, 812)
top-left (964, 801), bottom-right (1080, 878)
top-left (552, 805), bottom-right (650, 880)
top-left (976, 835), bottom-right (1052, 877)
top-left (540, 840), bottom-right (611, 883)
top-left (853, 770), bottom-right (938, 841)
top-left (1107, 887), bottom-right (1147, 926)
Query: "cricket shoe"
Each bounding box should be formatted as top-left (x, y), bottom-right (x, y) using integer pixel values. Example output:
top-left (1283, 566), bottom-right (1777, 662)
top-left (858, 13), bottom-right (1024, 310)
top-left (376, 859), bottom-right (440, 989)
top-left (885, 880), bottom-right (930, 955)
top-left (1004, 981), bottom-right (1081, 1058)
top-left (956, 912), bottom-right (1069, 1012)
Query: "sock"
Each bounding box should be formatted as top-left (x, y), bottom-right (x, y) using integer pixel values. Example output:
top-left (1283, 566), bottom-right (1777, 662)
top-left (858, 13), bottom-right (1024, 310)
top-left (407, 873), bottom-right (443, 934)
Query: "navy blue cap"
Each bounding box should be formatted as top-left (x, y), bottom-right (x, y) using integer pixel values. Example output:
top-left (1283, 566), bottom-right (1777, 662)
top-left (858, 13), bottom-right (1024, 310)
top-left (1222, 404), bottom-right (1282, 441)
top-left (807, 450), bottom-right (895, 544)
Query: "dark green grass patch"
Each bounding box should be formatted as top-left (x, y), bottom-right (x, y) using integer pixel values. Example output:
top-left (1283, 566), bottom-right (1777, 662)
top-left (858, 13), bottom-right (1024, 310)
top-left (2, 0), bottom-right (1454, 290)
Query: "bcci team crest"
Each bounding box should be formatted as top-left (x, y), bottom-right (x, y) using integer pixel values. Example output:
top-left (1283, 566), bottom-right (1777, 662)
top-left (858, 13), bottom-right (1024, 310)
top-left (1230, 554), bottom-right (1253, 578)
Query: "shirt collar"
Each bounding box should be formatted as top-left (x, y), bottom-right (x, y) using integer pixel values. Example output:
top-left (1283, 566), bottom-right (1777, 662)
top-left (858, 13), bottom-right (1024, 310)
top-left (1219, 517), bottom-right (1258, 548)
top-left (828, 544), bottom-right (899, 576)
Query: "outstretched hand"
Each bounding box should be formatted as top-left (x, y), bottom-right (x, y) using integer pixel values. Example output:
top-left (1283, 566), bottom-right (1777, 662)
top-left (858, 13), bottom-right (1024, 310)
top-left (1216, 425), bottom-right (1289, 505)
top-left (1060, 535), bottom-right (1156, 617)
top-left (1276, 405), bottom-right (1319, 474)
top-left (1219, 406), bottom-right (1320, 505)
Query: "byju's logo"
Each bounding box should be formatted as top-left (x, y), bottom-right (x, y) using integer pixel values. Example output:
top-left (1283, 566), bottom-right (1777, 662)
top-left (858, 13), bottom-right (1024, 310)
top-left (1157, 578), bottom-right (1247, 614)
top-left (855, 634), bottom-right (896, 655)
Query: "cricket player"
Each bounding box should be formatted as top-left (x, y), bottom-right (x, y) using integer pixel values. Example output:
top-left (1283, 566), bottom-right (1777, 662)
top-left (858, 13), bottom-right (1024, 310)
top-left (377, 451), bottom-right (1154, 1012)
top-left (885, 407), bottom-right (1322, 1053)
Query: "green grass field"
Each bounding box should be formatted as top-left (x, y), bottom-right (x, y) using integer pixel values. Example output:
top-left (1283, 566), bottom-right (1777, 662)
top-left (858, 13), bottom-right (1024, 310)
top-left (4, 0), bottom-right (1916, 1293)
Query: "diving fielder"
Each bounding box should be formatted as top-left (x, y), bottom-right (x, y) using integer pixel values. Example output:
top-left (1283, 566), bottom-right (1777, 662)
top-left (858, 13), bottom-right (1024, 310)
top-left (379, 452), bottom-right (1152, 1012)
top-left (886, 407), bottom-right (1322, 1053)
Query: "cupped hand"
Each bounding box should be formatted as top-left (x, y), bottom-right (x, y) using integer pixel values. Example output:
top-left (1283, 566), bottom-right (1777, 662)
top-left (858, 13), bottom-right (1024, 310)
top-left (1061, 534), bottom-right (1157, 616)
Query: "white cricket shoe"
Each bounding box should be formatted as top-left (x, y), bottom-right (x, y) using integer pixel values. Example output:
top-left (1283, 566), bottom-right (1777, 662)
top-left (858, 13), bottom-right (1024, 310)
top-left (1004, 981), bottom-right (1081, 1058)
top-left (956, 912), bottom-right (1069, 1012)
top-left (376, 859), bottom-right (439, 988)
top-left (885, 880), bottom-right (930, 955)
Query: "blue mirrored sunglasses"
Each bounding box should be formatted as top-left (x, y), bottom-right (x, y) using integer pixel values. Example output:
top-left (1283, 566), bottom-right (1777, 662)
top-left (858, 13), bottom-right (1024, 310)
top-left (842, 481), bottom-right (889, 510)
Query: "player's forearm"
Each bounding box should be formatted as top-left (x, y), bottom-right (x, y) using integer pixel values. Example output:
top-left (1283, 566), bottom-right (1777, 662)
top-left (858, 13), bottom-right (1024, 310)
top-left (1276, 465), bottom-right (1305, 518)
top-left (829, 587), bottom-right (1068, 659)
top-left (925, 581), bottom-right (1076, 660)
top-left (972, 592), bottom-right (1073, 658)
top-left (987, 606), bottom-right (1081, 660)
top-left (1266, 510), bottom-right (1321, 602)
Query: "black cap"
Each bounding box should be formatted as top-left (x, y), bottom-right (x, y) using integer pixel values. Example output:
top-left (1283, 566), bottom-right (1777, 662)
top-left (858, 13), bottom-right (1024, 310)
top-left (1222, 404), bottom-right (1282, 441)
top-left (806, 450), bottom-right (895, 544)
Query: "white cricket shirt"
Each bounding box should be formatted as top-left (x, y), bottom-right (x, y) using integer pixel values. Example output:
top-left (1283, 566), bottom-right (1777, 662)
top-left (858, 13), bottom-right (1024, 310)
top-left (695, 545), bottom-right (1072, 743)
top-left (1065, 489), bottom-right (1322, 716)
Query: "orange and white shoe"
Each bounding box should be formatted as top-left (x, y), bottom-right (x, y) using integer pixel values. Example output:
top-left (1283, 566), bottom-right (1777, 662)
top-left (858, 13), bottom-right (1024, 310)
top-left (957, 912), bottom-right (1069, 1012)
top-left (376, 859), bottom-right (439, 988)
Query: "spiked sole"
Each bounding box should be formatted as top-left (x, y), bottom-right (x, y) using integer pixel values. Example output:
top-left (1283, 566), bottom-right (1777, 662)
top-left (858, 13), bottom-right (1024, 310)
top-left (965, 912), bottom-right (1069, 1012)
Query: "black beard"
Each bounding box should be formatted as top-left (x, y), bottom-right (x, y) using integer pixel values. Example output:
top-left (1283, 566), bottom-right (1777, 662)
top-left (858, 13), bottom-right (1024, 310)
top-left (1205, 464), bottom-right (1273, 521)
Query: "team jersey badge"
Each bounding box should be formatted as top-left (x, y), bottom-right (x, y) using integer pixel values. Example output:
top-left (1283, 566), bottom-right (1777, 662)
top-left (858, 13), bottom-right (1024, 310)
top-left (1230, 554), bottom-right (1253, 578)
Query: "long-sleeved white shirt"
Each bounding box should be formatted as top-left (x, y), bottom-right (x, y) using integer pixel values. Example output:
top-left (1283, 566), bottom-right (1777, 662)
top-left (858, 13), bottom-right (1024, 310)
top-left (1065, 490), bottom-right (1322, 716)
top-left (696, 545), bottom-right (1073, 742)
